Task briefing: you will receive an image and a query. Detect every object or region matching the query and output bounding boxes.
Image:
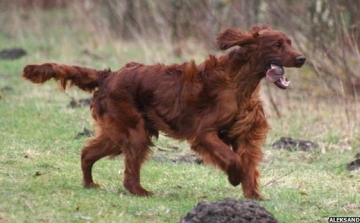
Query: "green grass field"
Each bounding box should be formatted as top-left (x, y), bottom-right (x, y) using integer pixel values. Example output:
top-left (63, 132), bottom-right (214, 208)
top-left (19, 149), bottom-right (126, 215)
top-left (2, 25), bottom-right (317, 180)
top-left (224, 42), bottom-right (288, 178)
top-left (1, 8), bottom-right (360, 223)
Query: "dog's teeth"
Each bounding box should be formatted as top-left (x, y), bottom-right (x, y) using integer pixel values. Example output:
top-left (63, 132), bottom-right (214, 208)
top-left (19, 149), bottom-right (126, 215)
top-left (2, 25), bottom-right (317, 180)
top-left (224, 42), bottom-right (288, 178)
top-left (283, 77), bottom-right (290, 86)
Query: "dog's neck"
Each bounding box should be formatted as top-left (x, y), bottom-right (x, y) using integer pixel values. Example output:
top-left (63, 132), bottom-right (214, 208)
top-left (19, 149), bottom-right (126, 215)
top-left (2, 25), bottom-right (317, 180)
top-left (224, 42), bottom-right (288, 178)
top-left (218, 49), bottom-right (263, 99)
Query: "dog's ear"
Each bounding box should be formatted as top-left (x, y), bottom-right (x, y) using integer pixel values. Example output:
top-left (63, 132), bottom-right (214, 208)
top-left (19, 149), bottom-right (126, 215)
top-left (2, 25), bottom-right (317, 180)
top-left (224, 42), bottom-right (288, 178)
top-left (216, 28), bottom-right (257, 50)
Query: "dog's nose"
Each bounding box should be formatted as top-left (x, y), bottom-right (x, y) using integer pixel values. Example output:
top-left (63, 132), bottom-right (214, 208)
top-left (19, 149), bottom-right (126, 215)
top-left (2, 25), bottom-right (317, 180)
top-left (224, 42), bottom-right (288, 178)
top-left (296, 56), bottom-right (306, 64)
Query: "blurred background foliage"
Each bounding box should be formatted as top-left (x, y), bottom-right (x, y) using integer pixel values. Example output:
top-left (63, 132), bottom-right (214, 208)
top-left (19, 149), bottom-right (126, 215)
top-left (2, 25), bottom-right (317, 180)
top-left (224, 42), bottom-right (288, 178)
top-left (1, 0), bottom-right (359, 99)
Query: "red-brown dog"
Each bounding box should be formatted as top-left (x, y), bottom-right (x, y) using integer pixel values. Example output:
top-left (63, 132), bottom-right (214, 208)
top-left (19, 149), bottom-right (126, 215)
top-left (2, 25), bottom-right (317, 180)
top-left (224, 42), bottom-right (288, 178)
top-left (22, 26), bottom-right (305, 199)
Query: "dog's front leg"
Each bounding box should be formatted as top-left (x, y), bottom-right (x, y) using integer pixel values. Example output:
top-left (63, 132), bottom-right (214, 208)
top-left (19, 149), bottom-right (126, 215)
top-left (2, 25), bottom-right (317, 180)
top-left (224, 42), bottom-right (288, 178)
top-left (231, 116), bottom-right (269, 200)
top-left (189, 132), bottom-right (243, 186)
top-left (231, 139), bottom-right (264, 200)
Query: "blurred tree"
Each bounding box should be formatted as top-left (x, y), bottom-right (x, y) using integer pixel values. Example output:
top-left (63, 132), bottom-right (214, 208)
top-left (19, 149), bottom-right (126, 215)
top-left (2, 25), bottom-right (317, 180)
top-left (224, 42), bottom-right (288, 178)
top-left (105, 0), bottom-right (141, 39)
top-left (339, 0), bottom-right (360, 49)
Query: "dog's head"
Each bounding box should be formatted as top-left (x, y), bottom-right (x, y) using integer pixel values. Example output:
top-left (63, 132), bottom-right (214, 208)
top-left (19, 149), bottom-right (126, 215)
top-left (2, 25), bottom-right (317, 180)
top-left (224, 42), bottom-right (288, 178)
top-left (217, 26), bottom-right (306, 89)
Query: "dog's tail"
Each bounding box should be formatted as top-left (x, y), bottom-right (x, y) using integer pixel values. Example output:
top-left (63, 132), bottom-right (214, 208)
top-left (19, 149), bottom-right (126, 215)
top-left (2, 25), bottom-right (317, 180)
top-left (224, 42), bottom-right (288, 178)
top-left (22, 63), bottom-right (108, 92)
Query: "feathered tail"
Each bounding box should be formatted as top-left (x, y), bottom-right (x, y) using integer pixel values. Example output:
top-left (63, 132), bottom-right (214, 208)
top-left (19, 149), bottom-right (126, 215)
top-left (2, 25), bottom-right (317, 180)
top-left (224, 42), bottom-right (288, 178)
top-left (22, 63), bottom-right (108, 92)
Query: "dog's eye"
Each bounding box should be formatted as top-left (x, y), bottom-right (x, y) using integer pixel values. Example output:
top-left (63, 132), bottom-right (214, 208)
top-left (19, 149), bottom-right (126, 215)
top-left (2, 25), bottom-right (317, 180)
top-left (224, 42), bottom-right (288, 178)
top-left (274, 42), bottom-right (282, 49)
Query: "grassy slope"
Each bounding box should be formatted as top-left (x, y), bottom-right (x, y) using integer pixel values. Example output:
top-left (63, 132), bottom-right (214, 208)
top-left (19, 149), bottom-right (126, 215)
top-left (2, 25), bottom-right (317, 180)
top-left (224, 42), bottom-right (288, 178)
top-left (1, 8), bottom-right (360, 223)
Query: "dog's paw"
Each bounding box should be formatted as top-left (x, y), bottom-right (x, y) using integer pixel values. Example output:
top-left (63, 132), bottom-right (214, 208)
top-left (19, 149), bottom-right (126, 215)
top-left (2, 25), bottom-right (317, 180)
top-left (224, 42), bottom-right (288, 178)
top-left (227, 163), bottom-right (242, 186)
top-left (125, 184), bottom-right (153, 196)
top-left (134, 189), bottom-right (153, 197)
top-left (84, 182), bottom-right (101, 189)
top-left (243, 191), bottom-right (264, 200)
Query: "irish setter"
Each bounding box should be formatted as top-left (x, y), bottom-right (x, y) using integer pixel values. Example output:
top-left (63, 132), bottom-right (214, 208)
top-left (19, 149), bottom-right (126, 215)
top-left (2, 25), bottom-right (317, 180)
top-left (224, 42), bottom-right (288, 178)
top-left (22, 26), bottom-right (305, 199)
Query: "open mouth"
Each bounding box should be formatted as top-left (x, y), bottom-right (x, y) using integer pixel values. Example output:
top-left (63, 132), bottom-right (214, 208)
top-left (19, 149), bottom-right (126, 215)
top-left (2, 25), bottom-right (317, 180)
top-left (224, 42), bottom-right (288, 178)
top-left (265, 64), bottom-right (290, 89)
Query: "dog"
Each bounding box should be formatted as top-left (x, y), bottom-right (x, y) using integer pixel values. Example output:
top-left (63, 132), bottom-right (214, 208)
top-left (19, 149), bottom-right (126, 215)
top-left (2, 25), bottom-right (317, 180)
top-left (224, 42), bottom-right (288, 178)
top-left (22, 26), bottom-right (305, 199)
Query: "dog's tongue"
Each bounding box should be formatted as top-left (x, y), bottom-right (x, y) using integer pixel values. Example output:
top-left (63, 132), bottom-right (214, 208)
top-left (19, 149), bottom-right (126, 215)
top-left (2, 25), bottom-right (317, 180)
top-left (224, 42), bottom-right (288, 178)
top-left (274, 76), bottom-right (290, 89)
top-left (266, 64), bottom-right (290, 90)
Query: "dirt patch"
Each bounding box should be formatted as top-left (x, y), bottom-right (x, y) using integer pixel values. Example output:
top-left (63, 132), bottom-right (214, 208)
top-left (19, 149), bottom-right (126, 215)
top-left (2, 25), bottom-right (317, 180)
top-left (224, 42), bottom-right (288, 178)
top-left (82, 49), bottom-right (103, 60)
top-left (181, 198), bottom-right (277, 223)
top-left (68, 98), bottom-right (92, 108)
top-left (75, 127), bottom-right (94, 139)
top-left (346, 153), bottom-right (360, 171)
top-left (1, 86), bottom-right (13, 92)
top-left (272, 137), bottom-right (319, 151)
top-left (0, 85), bottom-right (14, 99)
top-left (152, 154), bottom-right (202, 164)
top-left (0, 48), bottom-right (27, 60)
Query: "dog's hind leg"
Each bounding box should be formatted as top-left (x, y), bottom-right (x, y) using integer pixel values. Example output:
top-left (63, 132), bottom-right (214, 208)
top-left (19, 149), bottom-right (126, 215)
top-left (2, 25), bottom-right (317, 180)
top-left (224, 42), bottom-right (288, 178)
top-left (99, 105), bottom-right (153, 196)
top-left (81, 128), bottom-right (121, 188)
top-left (121, 121), bottom-right (153, 196)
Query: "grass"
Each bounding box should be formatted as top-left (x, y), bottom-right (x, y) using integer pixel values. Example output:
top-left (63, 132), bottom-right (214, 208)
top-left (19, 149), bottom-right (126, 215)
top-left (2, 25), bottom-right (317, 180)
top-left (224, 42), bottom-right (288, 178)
top-left (1, 7), bottom-right (360, 223)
